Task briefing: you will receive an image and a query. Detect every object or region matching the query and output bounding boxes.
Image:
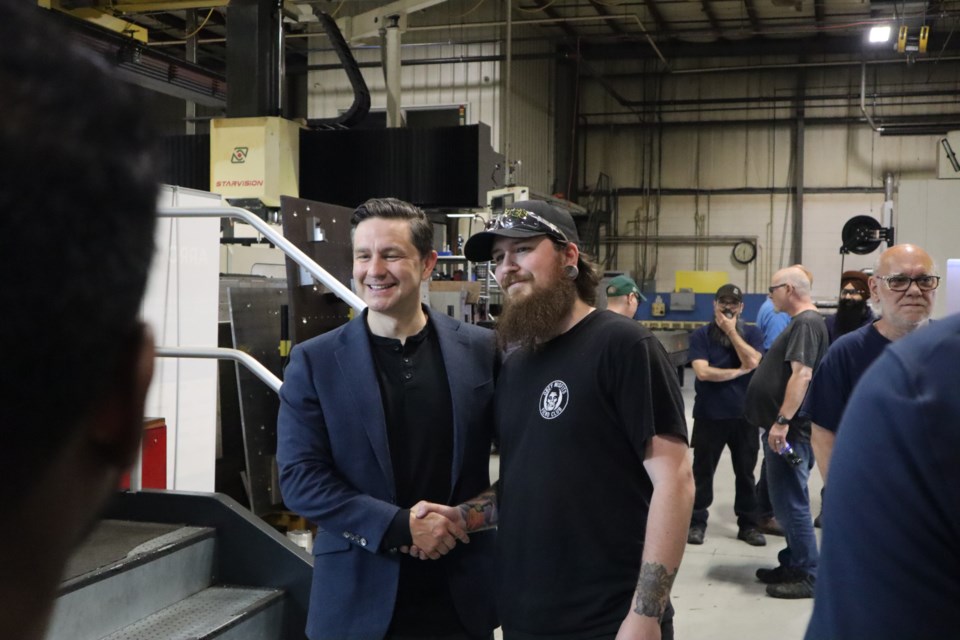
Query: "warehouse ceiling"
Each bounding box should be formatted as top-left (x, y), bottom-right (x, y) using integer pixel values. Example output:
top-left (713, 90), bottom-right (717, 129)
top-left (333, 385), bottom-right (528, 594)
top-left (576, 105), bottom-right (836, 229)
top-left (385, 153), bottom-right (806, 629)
top-left (44, 0), bottom-right (960, 105)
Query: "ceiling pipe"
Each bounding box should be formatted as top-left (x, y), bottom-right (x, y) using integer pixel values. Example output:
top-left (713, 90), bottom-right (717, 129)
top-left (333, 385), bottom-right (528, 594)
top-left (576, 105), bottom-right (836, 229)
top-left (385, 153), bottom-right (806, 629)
top-left (860, 62), bottom-right (883, 132)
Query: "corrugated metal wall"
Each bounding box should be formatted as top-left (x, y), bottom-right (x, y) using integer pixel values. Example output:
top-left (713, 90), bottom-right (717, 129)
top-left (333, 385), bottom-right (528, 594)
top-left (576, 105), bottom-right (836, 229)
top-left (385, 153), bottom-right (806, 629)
top-left (579, 55), bottom-right (959, 297)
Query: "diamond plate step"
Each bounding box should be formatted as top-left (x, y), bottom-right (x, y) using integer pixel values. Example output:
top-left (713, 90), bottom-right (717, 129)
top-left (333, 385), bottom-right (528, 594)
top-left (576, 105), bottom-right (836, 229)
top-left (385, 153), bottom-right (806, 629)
top-left (100, 586), bottom-right (283, 640)
top-left (46, 522), bottom-right (216, 640)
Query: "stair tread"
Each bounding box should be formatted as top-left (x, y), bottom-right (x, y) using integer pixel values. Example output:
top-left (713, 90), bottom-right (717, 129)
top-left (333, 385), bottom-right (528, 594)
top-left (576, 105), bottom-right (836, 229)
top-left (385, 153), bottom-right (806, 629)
top-left (60, 522), bottom-right (214, 594)
top-left (100, 586), bottom-right (283, 639)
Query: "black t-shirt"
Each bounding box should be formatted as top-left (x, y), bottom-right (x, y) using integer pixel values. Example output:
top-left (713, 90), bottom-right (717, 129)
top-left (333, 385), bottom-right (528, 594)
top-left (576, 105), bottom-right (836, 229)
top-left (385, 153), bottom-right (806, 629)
top-left (495, 310), bottom-right (688, 638)
top-left (744, 309), bottom-right (828, 442)
top-left (369, 320), bottom-right (461, 636)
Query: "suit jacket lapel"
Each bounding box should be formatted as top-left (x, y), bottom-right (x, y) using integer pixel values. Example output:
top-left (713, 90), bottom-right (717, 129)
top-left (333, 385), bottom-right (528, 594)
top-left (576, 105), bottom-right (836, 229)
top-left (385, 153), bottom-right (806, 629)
top-left (334, 315), bottom-right (396, 495)
top-left (431, 310), bottom-right (472, 500)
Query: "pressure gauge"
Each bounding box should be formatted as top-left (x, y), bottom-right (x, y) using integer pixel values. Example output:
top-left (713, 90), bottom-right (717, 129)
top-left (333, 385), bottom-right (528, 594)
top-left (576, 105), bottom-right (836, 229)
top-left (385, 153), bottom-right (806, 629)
top-left (732, 241), bottom-right (757, 265)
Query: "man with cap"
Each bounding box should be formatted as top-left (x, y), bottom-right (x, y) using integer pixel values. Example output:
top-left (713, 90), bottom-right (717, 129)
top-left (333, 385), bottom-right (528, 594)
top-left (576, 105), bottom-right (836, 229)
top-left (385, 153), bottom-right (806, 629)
top-left (825, 270), bottom-right (875, 344)
top-left (411, 200), bottom-right (693, 639)
top-left (606, 274), bottom-right (646, 319)
top-left (686, 284), bottom-right (766, 547)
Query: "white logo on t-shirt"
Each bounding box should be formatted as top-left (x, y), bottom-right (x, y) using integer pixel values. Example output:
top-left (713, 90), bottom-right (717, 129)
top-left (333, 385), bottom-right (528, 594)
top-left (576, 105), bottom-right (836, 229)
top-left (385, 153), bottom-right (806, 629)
top-left (539, 380), bottom-right (569, 419)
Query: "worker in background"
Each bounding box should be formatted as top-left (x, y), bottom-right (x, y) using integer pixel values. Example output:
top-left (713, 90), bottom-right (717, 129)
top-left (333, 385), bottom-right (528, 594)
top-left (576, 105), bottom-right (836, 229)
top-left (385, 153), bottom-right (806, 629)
top-left (605, 274), bottom-right (646, 319)
top-left (805, 312), bottom-right (960, 639)
top-left (687, 284), bottom-right (766, 548)
top-left (752, 264), bottom-right (811, 538)
top-left (745, 266), bottom-right (828, 599)
top-left (805, 244), bottom-right (937, 497)
top-left (417, 200), bottom-right (694, 639)
top-left (824, 270), bottom-right (875, 343)
top-left (277, 198), bottom-right (498, 640)
top-left (0, 4), bottom-right (160, 639)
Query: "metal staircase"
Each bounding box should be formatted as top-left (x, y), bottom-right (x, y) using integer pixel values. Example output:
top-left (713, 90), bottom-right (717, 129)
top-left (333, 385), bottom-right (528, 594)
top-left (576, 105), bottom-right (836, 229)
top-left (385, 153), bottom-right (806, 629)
top-left (46, 492), bottom-right (312, 640)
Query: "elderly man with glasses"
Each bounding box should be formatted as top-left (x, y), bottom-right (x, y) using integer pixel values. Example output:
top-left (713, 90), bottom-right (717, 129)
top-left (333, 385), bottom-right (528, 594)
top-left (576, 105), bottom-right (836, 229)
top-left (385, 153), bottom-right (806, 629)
top-left (803, 244), bottom-right (937, 496)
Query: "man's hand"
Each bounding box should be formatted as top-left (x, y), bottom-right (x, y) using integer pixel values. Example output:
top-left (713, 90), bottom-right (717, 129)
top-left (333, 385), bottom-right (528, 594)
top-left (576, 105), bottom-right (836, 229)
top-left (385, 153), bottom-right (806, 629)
top-left (715, 307), bottom-right (737, 336)
top-left (615, 610), bottom-right (662, 640)
top-left (406, 501), bottom-right (469, 560)
top-left (768, 423), bottom-right (789, 451)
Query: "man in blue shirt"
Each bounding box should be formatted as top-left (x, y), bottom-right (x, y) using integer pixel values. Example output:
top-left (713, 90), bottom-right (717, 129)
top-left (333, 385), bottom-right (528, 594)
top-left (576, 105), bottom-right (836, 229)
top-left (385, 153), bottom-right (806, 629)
top-left (805, 312), bottom-right (960, 640)
top-left (806, 244), bottom-right (937, 488)
top-left (687, 285), bottom-right (766, 547)
top-left (755, 298), bottom-right (790, 351)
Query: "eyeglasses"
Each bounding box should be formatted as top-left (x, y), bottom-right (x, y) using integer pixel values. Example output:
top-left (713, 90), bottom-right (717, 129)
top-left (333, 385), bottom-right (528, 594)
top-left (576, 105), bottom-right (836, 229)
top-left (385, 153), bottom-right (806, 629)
top-left (876, 274), bottom-right (940, 292)
top-left (485, 208), bottom-right (568, 244)
top-left (840, 288), bottom-right (866, 298)
top-left (768, 283), bottom-right (788, 294)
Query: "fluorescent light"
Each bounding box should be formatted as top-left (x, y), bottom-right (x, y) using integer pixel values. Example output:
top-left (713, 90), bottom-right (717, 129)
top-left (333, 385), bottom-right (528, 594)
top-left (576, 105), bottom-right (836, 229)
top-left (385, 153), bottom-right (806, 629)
top-left (869, 25), bottom-right (892, 43)
top-left (446, 213), bottom-right (479, 218)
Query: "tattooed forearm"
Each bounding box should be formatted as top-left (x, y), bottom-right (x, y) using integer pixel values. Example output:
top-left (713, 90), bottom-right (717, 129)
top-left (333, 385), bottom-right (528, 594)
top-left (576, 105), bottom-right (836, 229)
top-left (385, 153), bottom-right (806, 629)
top-left (458, 489), bottom-right (498, 532)
top-left (634, 562), bottom-right (678, 619)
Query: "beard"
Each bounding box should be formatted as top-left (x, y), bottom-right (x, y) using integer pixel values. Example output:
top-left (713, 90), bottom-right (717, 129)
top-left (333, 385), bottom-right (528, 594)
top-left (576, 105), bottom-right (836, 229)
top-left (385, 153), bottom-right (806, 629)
top-left (708, 316), bottom-right (744, 348)
top-left (835, 298), bottom-right (868, 337)
top-left (495, 261), bottom-right (578, 352)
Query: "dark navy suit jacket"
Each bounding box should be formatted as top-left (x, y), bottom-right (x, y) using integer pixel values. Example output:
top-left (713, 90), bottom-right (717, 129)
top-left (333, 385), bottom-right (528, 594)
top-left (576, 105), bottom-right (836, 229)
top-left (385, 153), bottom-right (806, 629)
top-left (277, 307), bottom-right (498, 640)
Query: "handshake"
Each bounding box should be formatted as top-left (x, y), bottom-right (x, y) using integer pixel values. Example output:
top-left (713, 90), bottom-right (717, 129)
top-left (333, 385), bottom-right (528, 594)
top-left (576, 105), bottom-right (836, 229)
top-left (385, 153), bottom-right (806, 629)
top-left (403, 501), bottom-right (468, 560)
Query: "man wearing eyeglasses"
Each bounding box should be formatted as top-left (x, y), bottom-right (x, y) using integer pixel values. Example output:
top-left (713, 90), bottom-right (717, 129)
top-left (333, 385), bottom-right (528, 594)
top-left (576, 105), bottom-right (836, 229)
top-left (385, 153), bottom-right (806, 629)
top-left (744, 265), bottom-right (828, 599)
top-left (825, 270), bottom-right (876, 344)
top-left (415, 200), bottom-right (693, 640)
top-left (805, 277), bottom-right (958, 640)
top-left (803, 244), bottom-right (937, 496)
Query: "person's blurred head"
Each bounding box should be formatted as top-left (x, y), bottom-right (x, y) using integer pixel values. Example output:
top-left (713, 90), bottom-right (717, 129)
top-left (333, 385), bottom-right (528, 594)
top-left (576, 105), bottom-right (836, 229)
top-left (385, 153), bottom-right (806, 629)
top-left (0, 4), bottom-right (159, 637)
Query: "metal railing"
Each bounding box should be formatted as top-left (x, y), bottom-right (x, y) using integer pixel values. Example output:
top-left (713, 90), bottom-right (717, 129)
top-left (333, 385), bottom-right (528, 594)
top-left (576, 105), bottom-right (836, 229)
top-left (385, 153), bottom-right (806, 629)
top-left (157, 205), bottom-right (366, 312)
top-left (155, 346), bottom-right (282, 393)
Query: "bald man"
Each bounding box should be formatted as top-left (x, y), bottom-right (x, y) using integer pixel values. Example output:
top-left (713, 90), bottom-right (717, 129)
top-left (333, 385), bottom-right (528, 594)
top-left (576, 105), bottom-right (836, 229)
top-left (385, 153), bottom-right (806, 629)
top-left (803, 244), bottom-right (937, 488)
top-left (744, 266), bottom-right (829, 599)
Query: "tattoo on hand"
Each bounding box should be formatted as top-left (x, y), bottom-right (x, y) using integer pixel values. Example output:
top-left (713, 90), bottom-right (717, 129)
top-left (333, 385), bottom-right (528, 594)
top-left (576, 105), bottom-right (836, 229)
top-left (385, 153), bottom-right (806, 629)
top-left (458, 489), bottom-right (498, 532)
top-left (634, 562), bottom-right (678, 619)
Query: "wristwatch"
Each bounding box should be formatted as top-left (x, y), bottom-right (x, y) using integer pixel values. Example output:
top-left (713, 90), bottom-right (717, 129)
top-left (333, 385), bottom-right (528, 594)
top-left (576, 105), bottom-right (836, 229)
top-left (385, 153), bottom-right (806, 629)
top-left (775, 414), bottom-right (790, 426)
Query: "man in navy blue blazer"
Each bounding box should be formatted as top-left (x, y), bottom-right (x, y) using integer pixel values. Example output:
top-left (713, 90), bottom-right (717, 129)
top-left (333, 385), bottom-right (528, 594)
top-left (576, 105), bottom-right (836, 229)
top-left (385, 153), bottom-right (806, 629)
top-left (277, 197), bottom-right (498, 640)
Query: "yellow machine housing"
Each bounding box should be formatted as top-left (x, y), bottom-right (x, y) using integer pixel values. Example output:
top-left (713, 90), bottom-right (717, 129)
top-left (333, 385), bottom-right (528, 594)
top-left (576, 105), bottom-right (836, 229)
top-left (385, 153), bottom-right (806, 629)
top-left (210, 117), bottom-right (301, 208)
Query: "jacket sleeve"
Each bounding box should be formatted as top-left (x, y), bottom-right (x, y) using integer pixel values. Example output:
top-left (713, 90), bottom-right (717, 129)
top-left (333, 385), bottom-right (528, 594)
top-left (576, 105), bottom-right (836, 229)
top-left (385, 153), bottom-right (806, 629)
top-left (276, 343), bottom-right (400, 553)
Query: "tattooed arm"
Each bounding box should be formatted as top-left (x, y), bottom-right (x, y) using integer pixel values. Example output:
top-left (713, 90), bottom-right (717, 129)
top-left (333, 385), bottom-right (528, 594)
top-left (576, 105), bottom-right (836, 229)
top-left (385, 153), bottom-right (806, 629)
top-left (404, 484), bottom-right (500, 559)
top-left (617, 434), bottom-right (694, 640)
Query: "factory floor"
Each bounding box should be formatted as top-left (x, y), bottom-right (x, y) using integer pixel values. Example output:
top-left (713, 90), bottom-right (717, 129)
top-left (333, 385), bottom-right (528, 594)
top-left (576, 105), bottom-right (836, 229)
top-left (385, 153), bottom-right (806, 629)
top-left (490, 379), bottom-right (822, 640)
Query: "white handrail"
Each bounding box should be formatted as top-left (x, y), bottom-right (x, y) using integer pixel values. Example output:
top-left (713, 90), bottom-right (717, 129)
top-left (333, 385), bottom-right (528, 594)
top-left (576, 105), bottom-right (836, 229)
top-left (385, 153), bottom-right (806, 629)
top-left (157, 205), bottom-right (366, 312)
top-left (155, 346), bottom-right (282, 393)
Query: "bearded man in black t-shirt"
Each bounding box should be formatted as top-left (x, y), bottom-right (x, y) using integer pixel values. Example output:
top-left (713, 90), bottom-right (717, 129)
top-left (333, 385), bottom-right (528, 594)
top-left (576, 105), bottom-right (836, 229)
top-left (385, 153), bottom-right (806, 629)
top-left (412, 200), bottom-right (693, 640)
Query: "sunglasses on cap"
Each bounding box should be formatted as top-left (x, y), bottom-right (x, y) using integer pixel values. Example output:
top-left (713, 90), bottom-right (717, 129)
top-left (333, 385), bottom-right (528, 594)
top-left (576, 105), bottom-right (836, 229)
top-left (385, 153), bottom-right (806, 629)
top-left (485, 208), bottom-right (568, 244)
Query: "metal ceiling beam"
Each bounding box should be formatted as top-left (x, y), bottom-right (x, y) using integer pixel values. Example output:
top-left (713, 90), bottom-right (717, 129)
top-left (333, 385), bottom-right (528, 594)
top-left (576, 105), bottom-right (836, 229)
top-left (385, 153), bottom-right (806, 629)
top-left (814, 0), bottom-right (826, 28)
top-left (700, 0), bottom-right (723, 38)
top-left (528, 0), bottom-right (580, 38)
top-left (639, 0), bottom-right (669, 36)
top-left (588, 0), bottom-right (627, 36)
top-left (743, 0), bottom-right (761, 33)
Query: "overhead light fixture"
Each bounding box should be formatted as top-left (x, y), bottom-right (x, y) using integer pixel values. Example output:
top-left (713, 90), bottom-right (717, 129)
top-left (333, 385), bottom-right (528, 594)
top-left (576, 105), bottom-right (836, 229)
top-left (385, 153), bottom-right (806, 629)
top-left (869, 25), bottom-right (892, 43)
top-left (446, 213), bottom-right (481, 218)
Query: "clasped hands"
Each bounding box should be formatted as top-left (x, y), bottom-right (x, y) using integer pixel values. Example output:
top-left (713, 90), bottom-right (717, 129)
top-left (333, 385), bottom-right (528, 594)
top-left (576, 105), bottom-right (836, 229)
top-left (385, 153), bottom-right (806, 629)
top-left (401, 501), bottom-right (467, 560)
